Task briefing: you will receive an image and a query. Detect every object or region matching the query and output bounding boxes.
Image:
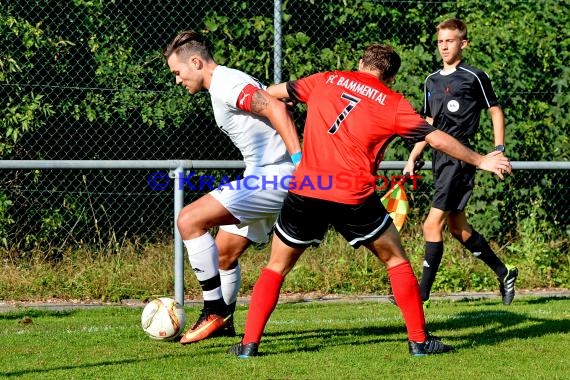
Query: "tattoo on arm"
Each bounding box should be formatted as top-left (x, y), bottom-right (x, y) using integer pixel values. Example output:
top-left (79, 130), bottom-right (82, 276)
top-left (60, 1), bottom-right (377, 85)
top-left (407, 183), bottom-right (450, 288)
top-left (251, 90), bottom-right (270, 115)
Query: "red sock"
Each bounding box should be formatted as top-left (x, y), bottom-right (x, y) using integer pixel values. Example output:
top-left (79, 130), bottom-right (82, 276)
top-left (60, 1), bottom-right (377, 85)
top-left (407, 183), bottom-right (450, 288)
top-left (242, 268), bottom-right (284, 344)
top-left (388, 261), bottom-right (426, 342)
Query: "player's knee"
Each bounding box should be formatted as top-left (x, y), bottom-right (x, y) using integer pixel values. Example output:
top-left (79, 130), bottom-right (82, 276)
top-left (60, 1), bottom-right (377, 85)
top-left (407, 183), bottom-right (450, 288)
top-left (368, 238), bottom-right (408, 264)
top-left (422, 221), bottom-right (441, 237)
top-left (219, 252), bottom-right (240, 270)
top-left (380, 248), bottom-right (409, 267)
top-left (176, 207), bottom-right (200, 236)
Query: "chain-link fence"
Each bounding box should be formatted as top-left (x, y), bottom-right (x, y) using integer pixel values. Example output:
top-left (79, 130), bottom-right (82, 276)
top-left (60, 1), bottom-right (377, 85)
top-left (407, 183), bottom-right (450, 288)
top-left (1, 1), bottom-right (568, 255)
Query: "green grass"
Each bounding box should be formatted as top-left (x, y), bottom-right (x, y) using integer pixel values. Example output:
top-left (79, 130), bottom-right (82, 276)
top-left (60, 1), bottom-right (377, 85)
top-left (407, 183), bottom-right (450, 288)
top-left (1, 297), bottom-right (569, 379)
top-left (1, 222), bottom-right (568, 302)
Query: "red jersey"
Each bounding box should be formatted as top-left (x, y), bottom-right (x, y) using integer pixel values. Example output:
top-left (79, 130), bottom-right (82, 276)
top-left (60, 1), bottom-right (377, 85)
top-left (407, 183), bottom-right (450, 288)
top-left (286, 70), bottom-right (434, 204)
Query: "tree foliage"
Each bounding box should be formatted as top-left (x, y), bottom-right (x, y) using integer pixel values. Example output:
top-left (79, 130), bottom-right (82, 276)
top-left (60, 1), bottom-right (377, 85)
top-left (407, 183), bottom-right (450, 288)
top-left (0, 0), bottom-right (567, 249)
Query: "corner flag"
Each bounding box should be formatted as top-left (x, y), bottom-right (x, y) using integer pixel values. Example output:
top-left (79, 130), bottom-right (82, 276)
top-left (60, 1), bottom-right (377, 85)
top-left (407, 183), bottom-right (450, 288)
top-left (381, 183), bottom-right (409, 231)
top-left (380, 160), bottom-right (424, 231)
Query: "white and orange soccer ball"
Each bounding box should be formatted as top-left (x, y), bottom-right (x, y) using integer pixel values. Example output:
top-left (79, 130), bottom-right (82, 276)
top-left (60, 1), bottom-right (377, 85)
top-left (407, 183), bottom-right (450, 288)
top-left (141, 297), bottom-right (186, 341)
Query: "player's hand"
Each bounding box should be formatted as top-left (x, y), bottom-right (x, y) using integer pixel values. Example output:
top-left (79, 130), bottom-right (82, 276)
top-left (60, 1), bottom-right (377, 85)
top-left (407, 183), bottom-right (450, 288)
top-left (402, 161), bottom-right (415, 176)
top-left (478, 150), bottom-right (512, 180)
top-left (402, 160), bottom-right (424, 178)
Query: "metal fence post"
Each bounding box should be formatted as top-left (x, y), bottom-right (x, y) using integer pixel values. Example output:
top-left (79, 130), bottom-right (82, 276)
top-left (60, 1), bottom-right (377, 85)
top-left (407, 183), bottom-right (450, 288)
top-left (173, 165), bottom-right (185, 305)
top-left (273, 0), bottom-right (282, 84)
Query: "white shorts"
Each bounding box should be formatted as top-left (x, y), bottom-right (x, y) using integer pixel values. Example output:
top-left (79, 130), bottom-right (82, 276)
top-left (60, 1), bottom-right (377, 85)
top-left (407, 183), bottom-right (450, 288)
top-left (210, 163), bottom-right (294, 244)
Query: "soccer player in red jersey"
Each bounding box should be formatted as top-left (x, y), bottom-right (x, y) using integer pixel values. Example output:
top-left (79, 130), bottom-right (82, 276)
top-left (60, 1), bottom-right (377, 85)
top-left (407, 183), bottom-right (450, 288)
top-left (228, 44), bottom-right (512, 357)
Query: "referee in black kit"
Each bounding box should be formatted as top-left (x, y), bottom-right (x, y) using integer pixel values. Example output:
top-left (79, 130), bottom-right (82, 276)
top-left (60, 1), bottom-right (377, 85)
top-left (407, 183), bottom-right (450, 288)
top-left (403, 18), bottom-right (518, 307)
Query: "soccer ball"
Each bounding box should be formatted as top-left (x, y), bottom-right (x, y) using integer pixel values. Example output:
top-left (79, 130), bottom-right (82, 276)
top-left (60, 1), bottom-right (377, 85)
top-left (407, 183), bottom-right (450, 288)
top-left (141, 297), bottom-right (186, 341)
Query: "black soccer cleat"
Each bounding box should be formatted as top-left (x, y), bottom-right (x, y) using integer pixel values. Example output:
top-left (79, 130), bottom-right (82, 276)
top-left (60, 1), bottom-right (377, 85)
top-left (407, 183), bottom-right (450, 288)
top-left (499, 266), bottom-right (518, 305)
top-left (228, 342), bottom-right (259, 358)
top-left (408, 333), bottom-right (453, 356)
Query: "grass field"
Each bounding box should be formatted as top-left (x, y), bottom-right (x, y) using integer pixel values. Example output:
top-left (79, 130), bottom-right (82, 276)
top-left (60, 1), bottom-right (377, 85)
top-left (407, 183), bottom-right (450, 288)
top-left (1, 296), bottom-right (569, 380)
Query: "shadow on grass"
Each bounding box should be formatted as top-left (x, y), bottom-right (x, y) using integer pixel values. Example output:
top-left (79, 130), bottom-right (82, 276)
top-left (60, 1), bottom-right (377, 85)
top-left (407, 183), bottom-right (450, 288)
top-left (252, 297), bottom-right (570, 356)
top-left (520, 295), bottom-right (570, 305)
top-left (0, 308), bottom-right (76, 320)
top-left (446, 301), bottom-right (570, 349)
top-left (259, 325), bottom-right (406, 356)
top-left (0, 352), bottom-right (192, 378)
top-left (0, 334), bottom-right (234, 378)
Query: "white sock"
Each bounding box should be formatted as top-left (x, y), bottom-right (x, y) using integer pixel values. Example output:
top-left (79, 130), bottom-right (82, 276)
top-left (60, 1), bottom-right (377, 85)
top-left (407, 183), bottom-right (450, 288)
top-left (220, 264), bottom-right (241, 306)
top-left (183, 232), bottom-right (222, 301)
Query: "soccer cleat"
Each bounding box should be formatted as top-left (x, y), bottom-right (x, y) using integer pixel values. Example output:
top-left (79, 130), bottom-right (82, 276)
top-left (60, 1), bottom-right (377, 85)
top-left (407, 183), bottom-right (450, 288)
top-left (408, 333), bottom-right (453, 356)
top-left (499, 266), bottom-right (518, 305)
top-left (212, 314), bottom-right (236, 337)
top-left (228, 342), bottom-right (259, 358)
top-left (179, 309), bottom-right (230, 344)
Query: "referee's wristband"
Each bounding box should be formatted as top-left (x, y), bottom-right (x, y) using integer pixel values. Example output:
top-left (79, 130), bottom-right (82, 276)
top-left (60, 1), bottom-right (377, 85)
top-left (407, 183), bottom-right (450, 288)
top-left (291, 151), bottom-right (302, 166)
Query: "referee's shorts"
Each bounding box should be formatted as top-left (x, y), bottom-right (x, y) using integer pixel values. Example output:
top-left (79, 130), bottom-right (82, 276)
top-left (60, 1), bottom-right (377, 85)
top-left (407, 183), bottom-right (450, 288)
top-left (274, 192), bottom-right (393, 249)
top-left (432, 150), bottom-right (476, 212)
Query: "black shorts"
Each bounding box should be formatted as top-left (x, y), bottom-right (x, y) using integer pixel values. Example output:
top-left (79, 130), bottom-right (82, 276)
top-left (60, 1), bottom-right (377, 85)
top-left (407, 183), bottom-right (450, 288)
top-left (274, 192), bottom-right (392, 249)
top-left (431, 150), bottom-right (476, 212)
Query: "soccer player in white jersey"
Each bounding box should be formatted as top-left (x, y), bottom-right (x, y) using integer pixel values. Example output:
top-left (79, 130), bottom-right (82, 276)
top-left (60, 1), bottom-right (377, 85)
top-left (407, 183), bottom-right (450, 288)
top-left (163, 30), bottom-right (302, 344)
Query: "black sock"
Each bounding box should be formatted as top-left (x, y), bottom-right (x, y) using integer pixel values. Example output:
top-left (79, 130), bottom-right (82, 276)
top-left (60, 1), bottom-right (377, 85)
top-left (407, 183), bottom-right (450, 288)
top-left (226, 301), bottom-right (236, 315)
top-left (199, 275), bottom-right (227, 314)
top-left (461, 230), bottom-right (507, 279)
top-left (419, 241), bottom-right (444, 302)
top-left (204, 298), bottom-right (227, 315)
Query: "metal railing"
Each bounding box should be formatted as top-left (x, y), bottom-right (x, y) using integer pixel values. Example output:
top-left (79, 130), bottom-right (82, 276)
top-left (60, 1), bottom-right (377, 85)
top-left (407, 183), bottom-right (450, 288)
top-left (2, 160), bottom-right (568, 305)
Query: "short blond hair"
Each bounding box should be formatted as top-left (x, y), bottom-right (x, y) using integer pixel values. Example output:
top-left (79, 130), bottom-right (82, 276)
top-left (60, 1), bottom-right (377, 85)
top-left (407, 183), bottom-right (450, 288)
top-left (436, 18), bottom-right (468, 40)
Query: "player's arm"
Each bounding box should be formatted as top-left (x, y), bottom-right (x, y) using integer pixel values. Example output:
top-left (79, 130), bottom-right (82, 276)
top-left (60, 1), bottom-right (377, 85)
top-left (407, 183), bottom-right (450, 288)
top-left (404, 79), bottom-right (433, 174)
top-left (239, 84), bottom-right (302, 164)
top-left (488, 105), bottom-right (505, 150)
top-left (268, 74), bottom-right (320, 105)
top-left (477, 70), bottom-right (505, 150)
top-left (267, 82), bottom-right (298, 109)
top-left (403, 117), bottom-right (431, 174)
top-left (425, 129), bottom-right (511, 179)
top-left (404, 141), bottom-right (428, 174)
top-left (266, 82), bottom-right (289, 100)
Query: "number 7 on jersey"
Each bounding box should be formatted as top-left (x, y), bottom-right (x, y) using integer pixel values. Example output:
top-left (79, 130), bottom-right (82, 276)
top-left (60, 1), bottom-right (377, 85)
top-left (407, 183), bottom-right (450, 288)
top-left (328, 93), bottom-right (361, 134)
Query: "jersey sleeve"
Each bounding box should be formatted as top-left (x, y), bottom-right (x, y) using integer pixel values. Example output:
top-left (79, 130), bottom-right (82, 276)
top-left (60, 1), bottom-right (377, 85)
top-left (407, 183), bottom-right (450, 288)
top-left (215, 71), bottom-right (264, 111)
top-left (286, 72), bottom-right (328, 104)
top-left (476, 71), bottom-right (499, 109)
top-left (235, 84), bottom-right (260, 112)
top-left (421, 77), bottom-right (432, 117)
top-left (395, 97), bottom-right (436, 143)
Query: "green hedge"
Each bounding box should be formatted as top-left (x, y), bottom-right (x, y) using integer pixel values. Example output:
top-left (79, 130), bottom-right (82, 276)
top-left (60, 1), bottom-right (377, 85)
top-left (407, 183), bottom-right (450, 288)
top-left (1, 0), bottom-right (568, 251)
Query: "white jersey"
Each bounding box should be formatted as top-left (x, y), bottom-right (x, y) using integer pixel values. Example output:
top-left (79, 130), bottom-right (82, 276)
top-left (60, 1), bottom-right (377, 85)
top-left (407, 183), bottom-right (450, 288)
top-left (209, 66), bottom-right (290, 167)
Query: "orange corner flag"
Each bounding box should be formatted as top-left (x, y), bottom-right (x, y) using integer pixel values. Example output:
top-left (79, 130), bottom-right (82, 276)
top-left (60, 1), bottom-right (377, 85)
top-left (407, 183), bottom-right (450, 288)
top-left (380, 183), bottom-right (409, 231)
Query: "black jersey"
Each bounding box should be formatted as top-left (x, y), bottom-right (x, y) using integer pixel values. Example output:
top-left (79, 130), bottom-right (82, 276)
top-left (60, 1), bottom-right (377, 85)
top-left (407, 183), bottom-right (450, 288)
top-left (422, 61), bottom-right (499, 144)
